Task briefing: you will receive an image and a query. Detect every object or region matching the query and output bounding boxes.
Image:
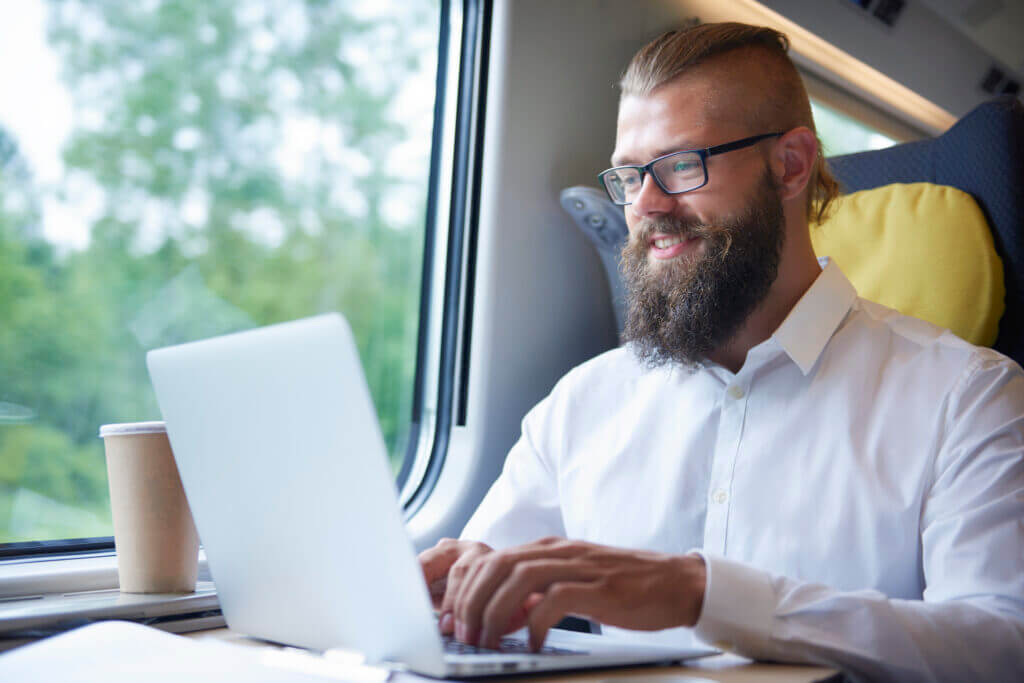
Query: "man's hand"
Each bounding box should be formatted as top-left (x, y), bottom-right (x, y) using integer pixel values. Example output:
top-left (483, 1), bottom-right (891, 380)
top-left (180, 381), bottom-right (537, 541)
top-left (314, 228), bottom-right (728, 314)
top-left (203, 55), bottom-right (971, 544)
top-left (439, 537), bottom-right (707, 651)
top-left (418, 538), bottom-right (495, 635)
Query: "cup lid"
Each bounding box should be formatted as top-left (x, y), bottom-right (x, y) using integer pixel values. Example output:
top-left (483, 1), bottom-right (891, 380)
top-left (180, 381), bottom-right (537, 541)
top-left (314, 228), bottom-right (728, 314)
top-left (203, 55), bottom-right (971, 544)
top-left (98, 421), bottom-right (166, 438)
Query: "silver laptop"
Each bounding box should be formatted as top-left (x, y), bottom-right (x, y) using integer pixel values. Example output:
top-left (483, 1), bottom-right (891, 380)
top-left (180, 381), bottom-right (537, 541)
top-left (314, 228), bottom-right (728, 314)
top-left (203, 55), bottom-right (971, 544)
top-left (146, 313), bottom-right (716, 677)
top-left (0, 578), bottom-right (221, 641)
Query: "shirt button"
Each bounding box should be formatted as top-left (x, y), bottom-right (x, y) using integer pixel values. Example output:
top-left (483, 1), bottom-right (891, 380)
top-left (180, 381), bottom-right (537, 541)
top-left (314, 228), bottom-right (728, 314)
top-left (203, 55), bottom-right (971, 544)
top-left (727, 385), bottom-right (744, 399)
top-left (713, 489), bottom-right (728, 504)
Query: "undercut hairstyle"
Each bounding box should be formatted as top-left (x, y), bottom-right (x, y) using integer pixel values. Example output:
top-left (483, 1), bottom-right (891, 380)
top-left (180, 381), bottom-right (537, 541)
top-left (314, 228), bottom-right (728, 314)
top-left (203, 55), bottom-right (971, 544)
top-left (620, 22), bottom-right (840, 225)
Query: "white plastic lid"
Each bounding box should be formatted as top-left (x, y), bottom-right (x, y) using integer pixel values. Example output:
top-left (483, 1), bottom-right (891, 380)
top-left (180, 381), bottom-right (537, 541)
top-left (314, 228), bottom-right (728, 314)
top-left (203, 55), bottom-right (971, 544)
top-left (98, 421), bottom-right (166, 438)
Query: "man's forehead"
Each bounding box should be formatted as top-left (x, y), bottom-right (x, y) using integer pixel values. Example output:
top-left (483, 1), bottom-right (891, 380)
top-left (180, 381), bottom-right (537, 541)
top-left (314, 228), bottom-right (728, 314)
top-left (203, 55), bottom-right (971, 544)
top-left (612, 61), bottom-right (772, 164)
top-left (612, 84), bottom-right (743, 163)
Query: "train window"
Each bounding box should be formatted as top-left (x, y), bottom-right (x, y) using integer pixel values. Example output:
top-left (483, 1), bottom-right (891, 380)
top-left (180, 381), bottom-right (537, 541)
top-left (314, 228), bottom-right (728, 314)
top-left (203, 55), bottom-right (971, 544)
top-left (0, 0), bottom-right (445, 555)
top-left (801, 69), bottom-right (930, 156)
top-left (812, 99), bottom-right (898, 156)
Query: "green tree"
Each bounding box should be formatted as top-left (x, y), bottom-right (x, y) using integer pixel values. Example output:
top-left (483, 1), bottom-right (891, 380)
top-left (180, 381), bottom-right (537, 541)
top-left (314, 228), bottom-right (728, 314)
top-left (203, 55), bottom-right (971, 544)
top-left (0, 0), bottom-right (438, 543)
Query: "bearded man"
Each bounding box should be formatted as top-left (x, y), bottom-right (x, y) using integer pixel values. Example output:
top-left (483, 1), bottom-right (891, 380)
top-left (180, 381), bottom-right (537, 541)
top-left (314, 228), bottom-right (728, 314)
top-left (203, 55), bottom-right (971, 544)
top-left (418, 22), bottom-right (1024, 682)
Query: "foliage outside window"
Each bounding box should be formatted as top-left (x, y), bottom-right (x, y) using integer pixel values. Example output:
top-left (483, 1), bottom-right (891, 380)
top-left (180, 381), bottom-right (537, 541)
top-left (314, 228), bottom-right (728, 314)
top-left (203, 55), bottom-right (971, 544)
top-left (0, 0), bottom-right (440, 545)
top-left (812, 99), bottom-right (898, 157)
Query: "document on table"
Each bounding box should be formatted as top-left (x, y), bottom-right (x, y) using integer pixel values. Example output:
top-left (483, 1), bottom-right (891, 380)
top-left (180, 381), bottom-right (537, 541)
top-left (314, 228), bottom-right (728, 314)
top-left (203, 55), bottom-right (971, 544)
top-left (0, 620), bottom-right (394, 682)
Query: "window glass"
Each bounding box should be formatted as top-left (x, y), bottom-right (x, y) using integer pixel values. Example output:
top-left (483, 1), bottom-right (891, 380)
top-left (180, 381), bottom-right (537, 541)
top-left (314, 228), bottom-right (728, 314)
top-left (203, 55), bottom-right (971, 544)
top-left (811, 99), bottom-right (898, 156)
top-left (0, 0), bottom-right (440, 545)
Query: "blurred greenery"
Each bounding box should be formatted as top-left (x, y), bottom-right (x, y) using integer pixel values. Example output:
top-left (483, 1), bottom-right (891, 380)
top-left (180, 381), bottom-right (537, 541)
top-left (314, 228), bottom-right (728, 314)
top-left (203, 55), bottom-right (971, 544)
top-left (811, 99), bottom-right (898, 157)
top-left (0, 0), bottom-right (439, 543)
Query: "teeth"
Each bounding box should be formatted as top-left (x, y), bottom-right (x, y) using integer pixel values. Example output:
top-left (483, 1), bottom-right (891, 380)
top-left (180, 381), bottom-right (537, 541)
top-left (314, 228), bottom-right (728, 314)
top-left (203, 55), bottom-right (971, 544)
top-left (653, 236), bottom-right (684, 249)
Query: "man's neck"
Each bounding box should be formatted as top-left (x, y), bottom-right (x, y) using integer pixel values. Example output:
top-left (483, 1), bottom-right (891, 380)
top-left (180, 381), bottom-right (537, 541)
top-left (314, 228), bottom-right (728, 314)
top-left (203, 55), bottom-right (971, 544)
top-left (705, 245), bottom-right (822, 375)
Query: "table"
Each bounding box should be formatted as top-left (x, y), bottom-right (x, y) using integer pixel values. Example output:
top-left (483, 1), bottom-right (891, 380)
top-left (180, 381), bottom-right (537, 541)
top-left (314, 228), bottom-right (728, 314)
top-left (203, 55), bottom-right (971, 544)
top-left (185, 628), bottom-right (840, 683)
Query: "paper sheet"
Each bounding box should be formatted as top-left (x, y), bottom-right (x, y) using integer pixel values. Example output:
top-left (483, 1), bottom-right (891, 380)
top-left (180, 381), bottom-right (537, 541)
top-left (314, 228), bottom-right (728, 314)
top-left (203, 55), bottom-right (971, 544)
top-left (0, 621), bottom-right (392, 682)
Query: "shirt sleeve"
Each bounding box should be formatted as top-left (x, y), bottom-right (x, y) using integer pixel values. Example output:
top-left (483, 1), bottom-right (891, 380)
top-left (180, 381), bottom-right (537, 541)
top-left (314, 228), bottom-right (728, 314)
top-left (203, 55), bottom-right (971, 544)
top-left (692, 351), bottom-right (1024, 683)
top-left (460, 392), bottom-right (566, 548)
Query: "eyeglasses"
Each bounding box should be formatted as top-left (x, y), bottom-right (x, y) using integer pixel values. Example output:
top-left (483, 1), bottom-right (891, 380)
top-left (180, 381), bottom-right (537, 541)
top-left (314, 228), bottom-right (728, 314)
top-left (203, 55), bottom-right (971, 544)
top-left (597, 132), bottom-right (782, 205)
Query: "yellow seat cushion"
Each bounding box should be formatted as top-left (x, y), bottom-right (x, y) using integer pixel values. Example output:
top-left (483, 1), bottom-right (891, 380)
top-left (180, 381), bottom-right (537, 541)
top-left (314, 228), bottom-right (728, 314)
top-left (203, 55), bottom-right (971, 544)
top-left (811, 182), bottom-right (1004, 346)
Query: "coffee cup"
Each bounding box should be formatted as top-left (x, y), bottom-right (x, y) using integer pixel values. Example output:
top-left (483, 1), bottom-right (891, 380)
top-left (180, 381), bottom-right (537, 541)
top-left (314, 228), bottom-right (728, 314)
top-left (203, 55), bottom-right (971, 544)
top-left (99, 421), bottom-right (199, 593)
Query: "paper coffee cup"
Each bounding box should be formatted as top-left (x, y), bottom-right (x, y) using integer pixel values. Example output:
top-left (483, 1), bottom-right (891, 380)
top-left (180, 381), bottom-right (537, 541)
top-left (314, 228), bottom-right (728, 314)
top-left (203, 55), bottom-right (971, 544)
top-left (100, 421), bottom-right (199, 593)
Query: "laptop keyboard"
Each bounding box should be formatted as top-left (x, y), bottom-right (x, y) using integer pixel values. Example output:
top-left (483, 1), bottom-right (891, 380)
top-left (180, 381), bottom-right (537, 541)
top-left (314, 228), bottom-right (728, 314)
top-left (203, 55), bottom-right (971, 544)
top-left (442, 635), bottom-right (583, 656)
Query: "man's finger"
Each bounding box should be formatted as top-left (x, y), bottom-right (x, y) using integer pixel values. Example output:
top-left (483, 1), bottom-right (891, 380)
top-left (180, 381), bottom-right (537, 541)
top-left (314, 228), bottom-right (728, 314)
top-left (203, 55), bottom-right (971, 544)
top-left (454, 543), bottom-right (582, 644)
top-left (418, 539), bottom-right (461, 585)
top-left (419, 539), bottom-right (494, 632)
top-left (428, 577), bottom-right (447, 610)
top-left (439, 560), bottom-right (469, 633)
top-left (526, 582), bottom-right (594, 651)
top-left (442, 547), bottom-right (492, 636)
top-left (501, 592), bottom-right (545, 635)
top-left (450, 554), bottom-right (494, 643)
top-left (477, 560), bottom-right (598, 649)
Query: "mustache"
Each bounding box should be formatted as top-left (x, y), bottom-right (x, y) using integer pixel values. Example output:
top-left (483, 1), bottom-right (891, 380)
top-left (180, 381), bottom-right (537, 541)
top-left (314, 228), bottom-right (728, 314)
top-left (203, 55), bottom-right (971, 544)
top-left (626, 216), bottom-right (734, 259)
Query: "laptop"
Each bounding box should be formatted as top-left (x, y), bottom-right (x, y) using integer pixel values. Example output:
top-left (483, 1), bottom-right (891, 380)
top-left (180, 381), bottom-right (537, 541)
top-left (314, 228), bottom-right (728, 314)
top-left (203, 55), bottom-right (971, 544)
top-left (146, 313), bottom-right (717, 677)
top-left (0, 578), bottom-right (221, 641)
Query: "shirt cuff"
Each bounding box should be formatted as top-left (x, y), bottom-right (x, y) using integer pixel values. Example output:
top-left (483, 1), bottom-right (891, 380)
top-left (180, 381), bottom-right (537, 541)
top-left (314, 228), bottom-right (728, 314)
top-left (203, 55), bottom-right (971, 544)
top-left (688, 550), bottom-right (778, 659)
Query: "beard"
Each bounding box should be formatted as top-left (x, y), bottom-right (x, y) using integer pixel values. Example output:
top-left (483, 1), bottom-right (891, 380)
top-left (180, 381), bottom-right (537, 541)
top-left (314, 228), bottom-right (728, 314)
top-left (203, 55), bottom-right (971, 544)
top-left (620, 169), bottom-right (786, 369)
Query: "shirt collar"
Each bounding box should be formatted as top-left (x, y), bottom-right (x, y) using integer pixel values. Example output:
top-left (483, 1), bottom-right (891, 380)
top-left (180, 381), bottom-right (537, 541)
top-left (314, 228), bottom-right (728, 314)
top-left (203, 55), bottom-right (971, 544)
top-left (772, 257), bottom-right (858, 376)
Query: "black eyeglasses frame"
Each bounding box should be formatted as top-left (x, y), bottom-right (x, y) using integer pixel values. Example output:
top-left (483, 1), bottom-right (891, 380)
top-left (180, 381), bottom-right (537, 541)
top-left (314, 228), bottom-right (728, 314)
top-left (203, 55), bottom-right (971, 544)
top-left (597, 132), bottom-right (783, 205)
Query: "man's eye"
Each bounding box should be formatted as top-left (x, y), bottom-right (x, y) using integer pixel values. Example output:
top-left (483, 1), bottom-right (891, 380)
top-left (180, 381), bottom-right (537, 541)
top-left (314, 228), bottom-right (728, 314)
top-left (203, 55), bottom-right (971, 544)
top-left (621, 175), bottom-right (639, 187)
top-left (673, 161), bottom-right (697, 173)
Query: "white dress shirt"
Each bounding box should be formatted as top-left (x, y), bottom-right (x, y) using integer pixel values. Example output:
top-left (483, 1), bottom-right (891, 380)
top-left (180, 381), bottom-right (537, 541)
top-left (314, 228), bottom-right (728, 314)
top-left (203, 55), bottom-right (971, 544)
top-left (461, 260), bottom-right (1024, 682)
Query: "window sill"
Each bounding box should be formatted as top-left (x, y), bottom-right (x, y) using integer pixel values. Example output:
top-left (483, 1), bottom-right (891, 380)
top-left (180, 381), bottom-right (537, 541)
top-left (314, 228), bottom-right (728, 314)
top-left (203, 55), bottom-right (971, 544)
top-left (0, 551), bottom-right (210, 599)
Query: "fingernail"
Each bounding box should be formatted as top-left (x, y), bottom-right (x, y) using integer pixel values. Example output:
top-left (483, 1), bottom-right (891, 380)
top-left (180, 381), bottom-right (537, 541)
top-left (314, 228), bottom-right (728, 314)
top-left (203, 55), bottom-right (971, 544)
top-left (455, 620), bottom-right (466, 641)
top-left (439, 612), bottom-right (453, 634)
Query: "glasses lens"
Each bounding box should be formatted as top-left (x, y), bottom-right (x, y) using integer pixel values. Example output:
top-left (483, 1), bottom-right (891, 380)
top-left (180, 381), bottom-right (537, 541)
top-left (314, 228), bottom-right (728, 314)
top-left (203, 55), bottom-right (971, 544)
top-left (651, 152), bottom-right (704, 193)
top-left (601, 168), bottom-right (641, 205)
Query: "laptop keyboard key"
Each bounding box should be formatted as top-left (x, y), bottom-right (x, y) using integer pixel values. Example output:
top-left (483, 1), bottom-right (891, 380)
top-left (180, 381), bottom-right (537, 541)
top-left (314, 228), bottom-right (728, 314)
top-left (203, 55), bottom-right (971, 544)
top-left (442, 635), bottom-right (582, 656)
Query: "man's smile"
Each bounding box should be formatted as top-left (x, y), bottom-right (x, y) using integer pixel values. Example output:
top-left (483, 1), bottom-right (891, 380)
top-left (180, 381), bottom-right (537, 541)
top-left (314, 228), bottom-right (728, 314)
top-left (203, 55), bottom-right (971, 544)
top-left (648, 232), bottom-right (701, 260)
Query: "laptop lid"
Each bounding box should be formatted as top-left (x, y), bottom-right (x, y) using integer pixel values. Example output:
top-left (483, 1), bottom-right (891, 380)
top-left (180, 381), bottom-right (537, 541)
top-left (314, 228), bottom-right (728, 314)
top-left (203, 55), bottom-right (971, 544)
top-left (147, 313), bottom-right (447, 676)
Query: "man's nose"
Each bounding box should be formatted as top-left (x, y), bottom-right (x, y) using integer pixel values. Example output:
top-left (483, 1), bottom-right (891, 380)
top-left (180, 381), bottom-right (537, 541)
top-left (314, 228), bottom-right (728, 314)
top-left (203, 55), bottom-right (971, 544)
top-left (629, 174), bottom-right (677, 219)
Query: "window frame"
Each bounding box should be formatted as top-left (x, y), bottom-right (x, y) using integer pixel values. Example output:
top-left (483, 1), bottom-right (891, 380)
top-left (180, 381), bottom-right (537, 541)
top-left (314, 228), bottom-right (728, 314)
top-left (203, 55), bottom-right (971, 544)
top-left (0, 537), bottom-right (114, 561)
top-left (399, 0), bottom-right (492, 517)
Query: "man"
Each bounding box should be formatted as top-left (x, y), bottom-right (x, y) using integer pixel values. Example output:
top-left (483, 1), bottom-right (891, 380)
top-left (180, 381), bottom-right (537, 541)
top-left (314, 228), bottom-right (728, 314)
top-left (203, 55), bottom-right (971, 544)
top-left (419, 23), bottom-right (1024, 681)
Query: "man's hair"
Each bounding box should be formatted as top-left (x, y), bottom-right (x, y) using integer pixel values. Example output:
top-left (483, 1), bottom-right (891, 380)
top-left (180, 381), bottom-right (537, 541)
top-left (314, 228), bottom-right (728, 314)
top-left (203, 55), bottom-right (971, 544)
top-left (620, 22), bottom-right (840, 225)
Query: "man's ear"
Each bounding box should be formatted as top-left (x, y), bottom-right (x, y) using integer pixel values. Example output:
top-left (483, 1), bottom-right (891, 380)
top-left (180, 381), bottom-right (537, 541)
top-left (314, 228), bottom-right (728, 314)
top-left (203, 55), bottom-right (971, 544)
top-left (769, 127), bottom-right (818, 202)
